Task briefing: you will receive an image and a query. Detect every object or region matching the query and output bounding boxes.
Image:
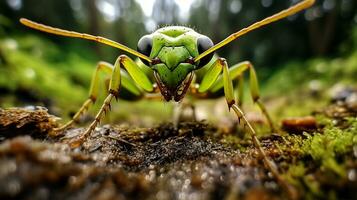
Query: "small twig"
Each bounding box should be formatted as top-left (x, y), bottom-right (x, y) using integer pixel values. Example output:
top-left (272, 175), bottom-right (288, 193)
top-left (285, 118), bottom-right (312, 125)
top-left (106, 135), bottom-right (136, 147)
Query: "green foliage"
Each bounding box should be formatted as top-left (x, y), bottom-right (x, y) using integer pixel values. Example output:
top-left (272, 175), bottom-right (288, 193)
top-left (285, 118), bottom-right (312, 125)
top-left (260, 29), bottom-right (357, 119)
top-left (263, 50), bottom-right (357, 98)
top-left (0, 35), bottom-right (94, 115)
top-left (262, 26), bottom-right (357, 98)
top-left (0, 33), bottom-right (176, 123)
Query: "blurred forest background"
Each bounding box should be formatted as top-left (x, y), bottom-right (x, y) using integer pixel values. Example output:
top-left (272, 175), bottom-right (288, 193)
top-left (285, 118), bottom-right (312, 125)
top-left (0, 0), bottom-right (356, 124)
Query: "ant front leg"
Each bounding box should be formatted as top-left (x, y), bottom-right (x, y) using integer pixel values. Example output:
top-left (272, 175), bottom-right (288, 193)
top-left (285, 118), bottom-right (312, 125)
top-left (195, 58), bottom-right (297, 198)
top-left (68, 55), bottom-right (154, 148)
top-left (207, 61), bottom-right (276, 132)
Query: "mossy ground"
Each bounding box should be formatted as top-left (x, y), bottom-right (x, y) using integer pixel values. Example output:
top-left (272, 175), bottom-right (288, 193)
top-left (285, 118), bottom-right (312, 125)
top-left (0, 94), bottom-right (356, 200)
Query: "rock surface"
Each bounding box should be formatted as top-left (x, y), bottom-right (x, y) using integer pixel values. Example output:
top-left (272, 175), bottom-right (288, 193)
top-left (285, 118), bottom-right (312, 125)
top-left (0, 107), bottom-right (279, 200)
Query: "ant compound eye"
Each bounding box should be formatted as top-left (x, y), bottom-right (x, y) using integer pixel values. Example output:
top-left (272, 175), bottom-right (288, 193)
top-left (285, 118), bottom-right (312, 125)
top-left (197, 36), bottom-right (214, 68)
top-left (137, 35), bottom-right (153, 66)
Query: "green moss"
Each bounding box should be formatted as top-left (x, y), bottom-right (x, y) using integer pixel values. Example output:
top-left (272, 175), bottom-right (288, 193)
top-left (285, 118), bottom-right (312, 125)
top-left (301, 117), bottom-right (356, 177)
top-left (278, 134), bottom-right (305, 155)
top-left (283, 162), bottom-right (306, 186)
top-left (220, 134), bottom-right (248, 152)
top-left (276, 116), bottom-right (357, 198)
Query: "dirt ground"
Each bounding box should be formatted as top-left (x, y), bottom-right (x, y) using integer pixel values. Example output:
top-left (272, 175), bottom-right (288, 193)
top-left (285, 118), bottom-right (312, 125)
top-left (0, 102), bottom-right (356, 200)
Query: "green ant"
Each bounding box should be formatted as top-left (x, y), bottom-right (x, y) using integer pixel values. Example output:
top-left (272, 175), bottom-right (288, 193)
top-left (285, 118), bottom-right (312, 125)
top-left (20, 0), bottom-right (315, 198)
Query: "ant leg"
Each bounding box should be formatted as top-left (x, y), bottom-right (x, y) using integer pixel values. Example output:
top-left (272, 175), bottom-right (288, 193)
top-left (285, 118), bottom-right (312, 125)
top-left (195, 57), bottom-right (298, 199)
top-left (209, 61), bottom-right (277, 132)
top-left (53, 61), bottom-right (114, 134)
top-left (69, 55), bottom-right (153, 148)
